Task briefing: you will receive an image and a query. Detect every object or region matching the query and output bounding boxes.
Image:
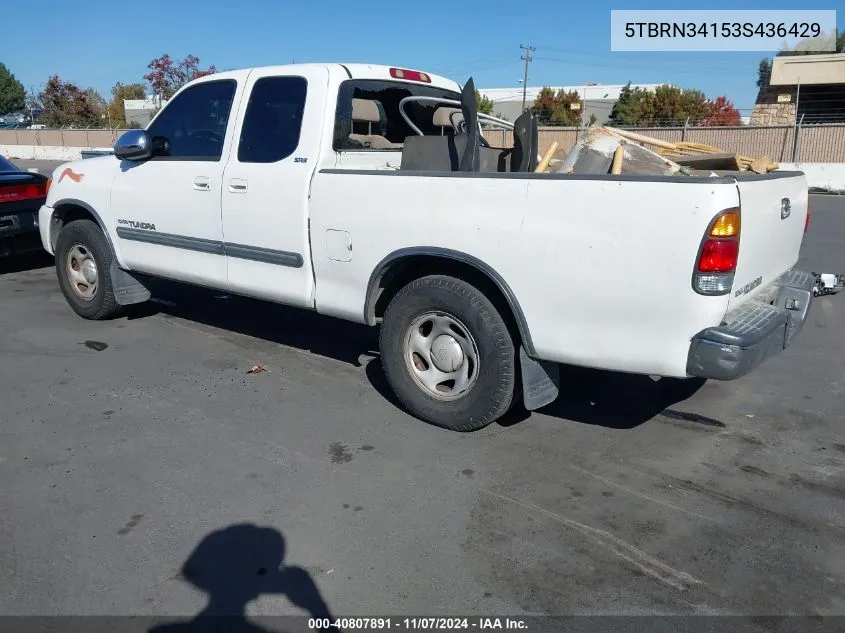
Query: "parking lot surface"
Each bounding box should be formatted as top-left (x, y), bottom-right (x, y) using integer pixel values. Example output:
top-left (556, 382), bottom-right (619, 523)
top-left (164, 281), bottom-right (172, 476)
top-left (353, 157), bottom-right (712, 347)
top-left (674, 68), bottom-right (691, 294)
top-left (2, 166), bottom-right (844, 618)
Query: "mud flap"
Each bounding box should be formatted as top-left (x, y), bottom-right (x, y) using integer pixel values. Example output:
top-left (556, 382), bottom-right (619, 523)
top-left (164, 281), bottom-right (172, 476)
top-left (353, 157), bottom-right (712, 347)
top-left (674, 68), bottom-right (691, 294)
top-left (110, 261), bottom-right (151, 306)
top-left (520, 346), bottom-right (560, 411)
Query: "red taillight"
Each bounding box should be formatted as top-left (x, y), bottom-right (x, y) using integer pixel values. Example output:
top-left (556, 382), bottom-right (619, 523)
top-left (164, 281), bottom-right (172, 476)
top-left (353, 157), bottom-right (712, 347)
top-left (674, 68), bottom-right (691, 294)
top-left (389, 67), bottom-right (431, 83)
top-left (804, 207), bottom-right (810, 233)
top-left (697, 239), bottom-right (739, 273)
top-left (0, 183), bottom-right (47, 203)
top-left (693, 208), bottom-right (741, 295)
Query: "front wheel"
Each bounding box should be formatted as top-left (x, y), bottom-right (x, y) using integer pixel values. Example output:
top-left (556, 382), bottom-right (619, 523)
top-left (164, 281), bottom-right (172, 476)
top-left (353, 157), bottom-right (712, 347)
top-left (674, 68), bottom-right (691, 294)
top-left (55, 219), bottom-right (122, 320)
top-left (379, 275), bottom-right (516, 431)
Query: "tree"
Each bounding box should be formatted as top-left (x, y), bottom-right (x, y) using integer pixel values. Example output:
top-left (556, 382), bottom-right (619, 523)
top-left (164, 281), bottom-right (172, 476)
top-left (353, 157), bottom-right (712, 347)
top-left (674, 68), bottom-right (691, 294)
top-left (475, 90), bottom-right (493, 115)
top-left (108, 81), bottom-right (146, 127)
top-left (608, 83), bottom-right (655, 126)
top-left (652, 84), bottom-right (708, 125)
top-left (37, 75), bottom-right (105, 126)
top-left (144, 54), bottom-right (216, 103)
top-left (756, 58), bottom-right (772, 88)
top-left (0, 63), bottom-right (26, 113)
top-left (82, 88), bottom-right (108, 127)
top-left (703, 96), bottom-right (742, 126)
top-left (609, 82), bottom-right (708, 127)
top-left (532, 87), bottom-right (582, 126)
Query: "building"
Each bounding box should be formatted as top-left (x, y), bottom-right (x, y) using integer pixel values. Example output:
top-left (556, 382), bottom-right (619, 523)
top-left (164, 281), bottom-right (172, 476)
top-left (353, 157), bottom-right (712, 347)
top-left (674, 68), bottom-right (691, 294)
top-left (751, 53), bottom-right (845, 125)
top-left (479, 83), bottom-right (664, 124)
top-left (123, 97), bottom-right (168, 128)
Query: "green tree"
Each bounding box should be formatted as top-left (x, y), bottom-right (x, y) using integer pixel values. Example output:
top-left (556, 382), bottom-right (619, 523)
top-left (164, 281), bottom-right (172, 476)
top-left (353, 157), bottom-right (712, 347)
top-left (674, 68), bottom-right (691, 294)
top-left (108, 81), bottom-right (146, 127)
top-left (608, 82), bottom-right (654, 126)
top-left (609, 82), bottom-right (708, 126)
top-left (0, 63), bottom-right (26, 113)
top-left (532, 87), bottom-right (582, 126)
top-left (475, 90), bottom-right (493, 115)
top-left (652, 84), bottom-right (708, 124)
top-left (756, 58), bottom-right (772, 88)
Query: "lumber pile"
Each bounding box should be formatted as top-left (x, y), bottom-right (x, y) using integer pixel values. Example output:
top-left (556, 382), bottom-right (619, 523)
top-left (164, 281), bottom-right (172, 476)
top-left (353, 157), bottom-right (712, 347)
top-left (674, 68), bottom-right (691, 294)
top-left (604, 128), bottom-right (779, 174)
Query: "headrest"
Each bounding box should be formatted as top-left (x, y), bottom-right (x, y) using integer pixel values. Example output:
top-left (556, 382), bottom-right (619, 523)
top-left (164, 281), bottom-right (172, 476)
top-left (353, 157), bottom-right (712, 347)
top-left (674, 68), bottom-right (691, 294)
top-left (433, 107), bottom-right (464, 128)
top-left (351, 98), bottom-right (381, 123)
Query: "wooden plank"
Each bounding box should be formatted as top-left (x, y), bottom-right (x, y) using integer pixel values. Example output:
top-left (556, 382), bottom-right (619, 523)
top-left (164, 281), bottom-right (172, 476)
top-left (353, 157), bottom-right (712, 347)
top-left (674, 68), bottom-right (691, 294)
top-left (604, 127), bottom-right (678, 151)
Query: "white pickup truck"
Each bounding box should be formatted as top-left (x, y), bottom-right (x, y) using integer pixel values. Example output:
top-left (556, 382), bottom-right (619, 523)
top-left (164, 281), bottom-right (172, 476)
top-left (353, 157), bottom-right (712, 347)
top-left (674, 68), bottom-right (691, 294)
top-left (38, 63), bottom-right (814, 431)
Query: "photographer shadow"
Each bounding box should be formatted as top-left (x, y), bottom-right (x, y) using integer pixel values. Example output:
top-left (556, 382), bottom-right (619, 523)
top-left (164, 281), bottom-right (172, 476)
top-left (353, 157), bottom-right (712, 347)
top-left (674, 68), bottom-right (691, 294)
top-left (149, 523), bottom-right (334, 633)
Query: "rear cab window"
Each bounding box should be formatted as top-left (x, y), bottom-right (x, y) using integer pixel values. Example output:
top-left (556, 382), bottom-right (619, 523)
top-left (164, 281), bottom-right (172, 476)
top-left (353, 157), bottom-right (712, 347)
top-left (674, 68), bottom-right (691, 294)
top-left (237, 76), bottom-right (308, 163)
top-left (333, 80), bottom-right (461, 152)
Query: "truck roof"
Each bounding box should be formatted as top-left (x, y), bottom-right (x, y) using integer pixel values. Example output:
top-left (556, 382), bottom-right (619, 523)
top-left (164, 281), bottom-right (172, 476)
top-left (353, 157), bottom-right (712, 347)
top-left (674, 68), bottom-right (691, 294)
top-left (195, 63), bottom-right (462, 94)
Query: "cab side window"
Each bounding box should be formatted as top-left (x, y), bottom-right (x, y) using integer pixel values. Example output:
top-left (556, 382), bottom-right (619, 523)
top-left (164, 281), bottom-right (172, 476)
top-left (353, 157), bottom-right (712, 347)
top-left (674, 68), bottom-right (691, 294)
top-left (238, 76), bottom-right (308, 163)
top-left (147, 79), bottom-right (237, 161)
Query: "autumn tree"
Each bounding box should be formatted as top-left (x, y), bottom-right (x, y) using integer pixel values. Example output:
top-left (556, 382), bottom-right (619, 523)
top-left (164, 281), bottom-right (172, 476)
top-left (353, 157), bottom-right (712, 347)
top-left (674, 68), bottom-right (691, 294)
top-left (532, 87), bottom-right (582, 126)
top-left (703, 96), bottom-right (742, 126)
top-left (37, 75), bottom-right (105, 126)
top-left (0, 63), bottom-right (26, 114)
top-left (475, 90), bottom-right (493, 115)
top-left (108, 81), bottom-right (146, 127)
top-left (144, 54), bottom-right (216, 103)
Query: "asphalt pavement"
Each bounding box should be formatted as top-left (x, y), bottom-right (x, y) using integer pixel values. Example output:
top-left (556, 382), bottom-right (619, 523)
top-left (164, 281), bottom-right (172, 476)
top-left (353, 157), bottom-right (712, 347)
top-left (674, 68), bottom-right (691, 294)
top-left (2, 163), bottom-right (845, 619)
top-left (10, 159), bottom-right (65, 176)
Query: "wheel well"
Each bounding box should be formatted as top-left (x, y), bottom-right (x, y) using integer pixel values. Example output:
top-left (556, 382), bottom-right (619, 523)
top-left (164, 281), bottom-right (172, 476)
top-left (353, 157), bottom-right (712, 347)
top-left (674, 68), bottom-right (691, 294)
top-left (369, 254), bottom-right (530, 351)
top-left (49, 204), bottom-right (98, 251)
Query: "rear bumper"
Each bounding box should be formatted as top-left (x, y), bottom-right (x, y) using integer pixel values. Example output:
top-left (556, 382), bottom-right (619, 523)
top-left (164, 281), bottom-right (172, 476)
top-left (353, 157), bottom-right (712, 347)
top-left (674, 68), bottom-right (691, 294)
top-left (687, 269), bottom-right (814, 381)
top-left (0, 207), bottom-right (42, 257)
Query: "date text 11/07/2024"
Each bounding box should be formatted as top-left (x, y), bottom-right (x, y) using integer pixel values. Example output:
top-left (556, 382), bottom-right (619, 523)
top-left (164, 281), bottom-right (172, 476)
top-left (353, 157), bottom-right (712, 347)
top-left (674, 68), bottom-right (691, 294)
top-left (308, 618), bottom-right (528, 630)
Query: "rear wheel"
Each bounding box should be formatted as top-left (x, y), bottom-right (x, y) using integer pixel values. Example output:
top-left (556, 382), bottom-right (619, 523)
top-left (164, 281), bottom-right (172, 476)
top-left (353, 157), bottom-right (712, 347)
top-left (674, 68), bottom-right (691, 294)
top-left (55, 219), bottom-right (122, 320)
top-left (379, 275), bottom-right (516, 431)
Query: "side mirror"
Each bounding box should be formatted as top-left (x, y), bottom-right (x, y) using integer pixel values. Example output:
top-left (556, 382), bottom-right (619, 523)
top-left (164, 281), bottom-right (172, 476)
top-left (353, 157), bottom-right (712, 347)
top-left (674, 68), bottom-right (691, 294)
top-left (114, 129), bottom-right (153, 161)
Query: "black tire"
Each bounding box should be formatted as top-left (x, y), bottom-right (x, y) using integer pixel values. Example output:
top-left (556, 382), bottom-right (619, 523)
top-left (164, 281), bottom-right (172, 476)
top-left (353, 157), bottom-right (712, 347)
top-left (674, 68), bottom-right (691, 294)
top-left (379, 275), bottom-right (516, 431)
top-left (55, 219), bottom-right (122, 320)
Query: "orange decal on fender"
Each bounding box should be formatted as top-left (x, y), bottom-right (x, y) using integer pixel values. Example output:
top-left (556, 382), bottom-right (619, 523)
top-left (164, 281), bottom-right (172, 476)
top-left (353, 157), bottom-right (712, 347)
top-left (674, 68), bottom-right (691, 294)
top-left (58, 168), bottom-right (84, 183)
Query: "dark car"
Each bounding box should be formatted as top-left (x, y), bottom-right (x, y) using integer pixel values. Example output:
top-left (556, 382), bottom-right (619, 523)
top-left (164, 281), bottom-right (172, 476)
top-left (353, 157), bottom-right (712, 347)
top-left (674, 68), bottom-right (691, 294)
top-left (0, 155), bottom-right (49, 258)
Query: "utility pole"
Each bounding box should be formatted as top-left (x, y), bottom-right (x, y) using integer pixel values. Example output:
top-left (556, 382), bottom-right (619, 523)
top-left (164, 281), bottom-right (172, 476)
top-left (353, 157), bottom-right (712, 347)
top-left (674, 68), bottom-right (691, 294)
top-left (520, 44), bottom-right (535, 113)
top-left (29, 86), bottom-right (36, 126)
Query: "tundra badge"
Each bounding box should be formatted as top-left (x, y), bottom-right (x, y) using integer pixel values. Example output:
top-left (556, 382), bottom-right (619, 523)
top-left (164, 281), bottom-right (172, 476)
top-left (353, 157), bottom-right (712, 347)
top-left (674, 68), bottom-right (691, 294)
top-left (781, 198), bottom-right (791, 219)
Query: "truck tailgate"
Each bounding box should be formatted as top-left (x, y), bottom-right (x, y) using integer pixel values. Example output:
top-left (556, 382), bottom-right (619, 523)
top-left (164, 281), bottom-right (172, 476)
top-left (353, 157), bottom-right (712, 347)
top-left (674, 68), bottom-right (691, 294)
top-left (728, 173), bottom-right (808, 310)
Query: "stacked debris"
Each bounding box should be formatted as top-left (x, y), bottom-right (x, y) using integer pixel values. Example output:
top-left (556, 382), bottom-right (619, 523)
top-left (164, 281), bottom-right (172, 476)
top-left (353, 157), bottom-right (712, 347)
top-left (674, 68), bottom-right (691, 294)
top-left (554, 127), bottom-right (682, 176)
top-left (552, 126), bottom-right (779, 176)
top-left (657, 141), bottom-right (779, 174)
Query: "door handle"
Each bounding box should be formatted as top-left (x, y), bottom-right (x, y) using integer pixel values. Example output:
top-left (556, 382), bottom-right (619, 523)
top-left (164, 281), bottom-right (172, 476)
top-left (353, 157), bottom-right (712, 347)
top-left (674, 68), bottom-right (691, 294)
top-left (229, 178), bottom-right (248, 193)
top-left (193, 176), bottom-right (211, 191)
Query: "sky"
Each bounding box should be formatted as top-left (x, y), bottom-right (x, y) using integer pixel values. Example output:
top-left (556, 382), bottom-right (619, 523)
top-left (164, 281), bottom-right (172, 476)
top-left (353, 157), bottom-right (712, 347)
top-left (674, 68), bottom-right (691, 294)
top-left (1, 0), bottom-right (841, 116)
